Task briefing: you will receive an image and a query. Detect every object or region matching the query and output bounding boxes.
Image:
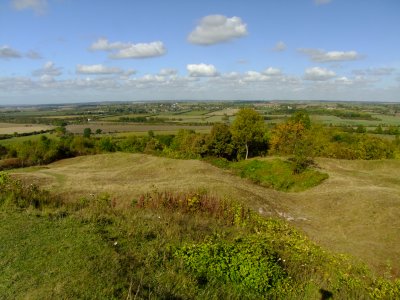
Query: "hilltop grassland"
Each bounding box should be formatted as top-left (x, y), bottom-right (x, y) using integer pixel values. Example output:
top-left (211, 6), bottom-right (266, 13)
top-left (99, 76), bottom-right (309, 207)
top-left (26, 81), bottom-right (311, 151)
top-left (11, 153), bottom-right (400, 277)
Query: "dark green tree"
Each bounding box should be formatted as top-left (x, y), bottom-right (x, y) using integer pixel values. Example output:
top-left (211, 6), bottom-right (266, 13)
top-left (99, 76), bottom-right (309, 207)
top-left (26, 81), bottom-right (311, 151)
top-left (83, 128), bottom-right (92, 138)
top-left (289, 110), bottom-right (311, 129)
top-left (207, 123), bottom-right (234, 159)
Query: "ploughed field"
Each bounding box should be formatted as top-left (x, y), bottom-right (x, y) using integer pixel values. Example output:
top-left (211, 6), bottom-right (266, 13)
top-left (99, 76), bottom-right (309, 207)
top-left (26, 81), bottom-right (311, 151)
top-left (12, 153), bottom-right (400, 276)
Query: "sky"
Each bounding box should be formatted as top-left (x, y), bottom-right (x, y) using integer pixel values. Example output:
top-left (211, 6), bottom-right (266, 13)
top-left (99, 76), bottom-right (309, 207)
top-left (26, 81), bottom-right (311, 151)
top-left (1, 0), bottom-right (400, 105)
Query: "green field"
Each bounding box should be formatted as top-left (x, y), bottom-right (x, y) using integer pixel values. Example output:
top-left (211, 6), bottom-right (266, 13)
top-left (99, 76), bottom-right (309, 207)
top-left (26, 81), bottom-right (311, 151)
top-left (312, 114), bottom-right (400, 126)
top-left (99, 113), bottom-right (153, 121)
top-left (179, 109), bottom-right (210, 116)
top-left (0, 133), bottom-right (56, 146)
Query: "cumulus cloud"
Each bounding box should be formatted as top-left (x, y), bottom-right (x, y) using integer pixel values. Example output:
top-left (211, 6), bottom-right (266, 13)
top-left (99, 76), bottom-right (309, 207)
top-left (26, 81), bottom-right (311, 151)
top-left (188, 15), bottom-right (247, 45)
top-left (314, 0), bottom-right (332, 4)
top-left (1, 46), bottom-right (43, 60)
top-left (187, 63), bottom-right (218, 77)
top-left (111, 42), bottom-right (166, 59)
top-left (222, 72), bottom-right (241, 80)
top-left (90, 38), bottom-right (166, 59)
top-left (159, 68), bottom-right (178, 76)
top-left (273, 41), bottom-right (286, 52)
top-left (242, 71), bottom-right (269, 82)
top-left (0, 46), bottom-right (22, 59)
top-left (11, 0), bottom-right (47, 14)
top-left (298, 48), bottom-right (361, 62)
top-left (334, 76), bottom-right (353, 85)
top-left (263, 67), bottom-right (282, 76)
top-left (304, 67), bottom-right (336, 81)
top-left (89, 38), bottom-right (129, 51)
top-left (76, 64), bottom-right (124, 75)
top-left (32, 61), bottom-right (62, 77)
top-left (4, 66), bottom-right (400, 104)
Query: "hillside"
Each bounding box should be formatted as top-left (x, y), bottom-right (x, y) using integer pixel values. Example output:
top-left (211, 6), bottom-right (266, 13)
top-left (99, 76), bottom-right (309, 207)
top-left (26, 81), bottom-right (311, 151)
top-left (12, 153), bottom-right (400, 277)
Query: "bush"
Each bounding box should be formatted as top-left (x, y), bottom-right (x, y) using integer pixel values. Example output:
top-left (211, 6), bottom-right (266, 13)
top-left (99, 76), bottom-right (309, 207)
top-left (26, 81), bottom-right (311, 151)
top-left (175, 235), bottom-right (287, 295)
top-left (229, 159), bottom-right (328, 192)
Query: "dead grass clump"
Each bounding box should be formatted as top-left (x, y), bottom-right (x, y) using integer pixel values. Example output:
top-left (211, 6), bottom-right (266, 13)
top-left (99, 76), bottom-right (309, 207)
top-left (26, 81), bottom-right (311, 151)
top-left (136, 190), bottom-right (253, 226)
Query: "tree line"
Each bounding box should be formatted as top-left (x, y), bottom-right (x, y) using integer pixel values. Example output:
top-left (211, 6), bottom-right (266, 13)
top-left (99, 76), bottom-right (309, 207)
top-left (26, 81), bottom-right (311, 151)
top-left (0, 108), bottom-right (398, 173)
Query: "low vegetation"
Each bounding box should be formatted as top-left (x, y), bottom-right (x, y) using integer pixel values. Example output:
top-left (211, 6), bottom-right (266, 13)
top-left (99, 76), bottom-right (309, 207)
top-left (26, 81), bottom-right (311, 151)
top-left (229, 159), bottom-right (328, 192)
top-left (1, 173), bottom-right (399, 299)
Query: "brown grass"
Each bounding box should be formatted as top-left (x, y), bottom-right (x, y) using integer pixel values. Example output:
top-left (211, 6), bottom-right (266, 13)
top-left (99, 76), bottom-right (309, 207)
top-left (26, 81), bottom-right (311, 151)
top-left (11, 153), bottom-right (400, 277)
top-left (0, 123), bottom-right (53, 135)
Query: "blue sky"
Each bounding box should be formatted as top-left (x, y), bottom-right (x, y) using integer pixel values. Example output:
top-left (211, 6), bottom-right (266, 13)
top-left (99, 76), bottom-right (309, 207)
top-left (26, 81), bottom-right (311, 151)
top-left (1, 0), bottom-right (399, 104)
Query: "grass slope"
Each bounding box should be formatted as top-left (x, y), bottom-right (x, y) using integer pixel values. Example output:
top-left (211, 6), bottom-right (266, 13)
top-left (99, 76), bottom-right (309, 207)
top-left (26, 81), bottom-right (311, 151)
top-left (10, 153), bottom-right (400, 276)
top-left (2, 182), bottom-right (399, 299)
top-left (0, 211), bottom-right (123, 299)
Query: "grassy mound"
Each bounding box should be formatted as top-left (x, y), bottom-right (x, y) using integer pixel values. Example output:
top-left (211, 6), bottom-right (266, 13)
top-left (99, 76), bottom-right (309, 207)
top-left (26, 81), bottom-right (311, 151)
top-left (1, 173), bottom-right (399, 299)
top-left (211, 158), bottom-right (328, 192)
top-left (9, 153), bottom-right (400, 276)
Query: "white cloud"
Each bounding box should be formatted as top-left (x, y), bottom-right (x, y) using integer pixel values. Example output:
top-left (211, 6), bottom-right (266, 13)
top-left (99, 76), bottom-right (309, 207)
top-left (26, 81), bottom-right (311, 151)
top-left (89, 38), bottom-right (166, 59)
top-left (76, 64), bottom-right (124, 75)
top-left (0, 76), bottom-right (35, 91)
top-left (188, 15), bottom-right (247, 45)
top-left (110, 42), bottom-right (166, 59)
top-left (89, 38), bottom-right (130, 51)
top-left (11, 0), bottom-right (47, 14)
top-left (263, 67), bottom-right (282, 76)
top-left (0, 45), bottom-right (22, 59)
top-left (137, 74), bottom-right (166, 83)
top-left (1, 46), bottom-right (43, 59)
top-left (314, 0), bottom-right (332, 5)
top-left (89, 38), bottom-right (167, 59)
top-left (124, 69), bottom-right (137, 76)
top-left (298, 48), bottom-right (361, 62)
top-left (159, 68), bottom-right (178, 76)
top-left (32, 61), bottom-right (62, 77)
top-left (3, 68), bottom-right (400, 104)
top-left (187, 63), bottom-right (218, 77)
top-left (335, 76), bottom-right (353, 85)
top-left (273, 41), bottom-right (286, 52)
top-left (243, 71), bottom-right (269, 82)
top-left (222, 72), bottom-right (241, 80)
top-left (304, 67), bottom-right (336, 81)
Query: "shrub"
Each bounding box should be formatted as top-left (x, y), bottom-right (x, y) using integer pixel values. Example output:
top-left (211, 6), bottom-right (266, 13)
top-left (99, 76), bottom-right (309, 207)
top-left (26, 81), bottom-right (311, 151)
top-left (229, 159), bottom-right (328, 192)
top-left (175, 235), bottom-right (287, 294)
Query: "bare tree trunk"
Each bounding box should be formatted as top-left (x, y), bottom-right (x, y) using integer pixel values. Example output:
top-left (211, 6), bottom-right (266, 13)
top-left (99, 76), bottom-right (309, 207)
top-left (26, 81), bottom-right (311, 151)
top-left (245, 143), bottom-right (249, 160)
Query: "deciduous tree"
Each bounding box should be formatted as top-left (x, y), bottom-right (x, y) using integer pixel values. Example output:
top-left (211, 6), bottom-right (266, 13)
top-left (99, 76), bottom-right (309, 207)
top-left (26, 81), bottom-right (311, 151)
top-left (231, 108), bottom-right (267, 160)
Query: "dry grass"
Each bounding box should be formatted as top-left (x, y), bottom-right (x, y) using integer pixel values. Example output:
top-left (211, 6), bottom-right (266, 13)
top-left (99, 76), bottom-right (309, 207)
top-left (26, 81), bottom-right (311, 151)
top-left (11, 153), bottom-right (400, 277)
top-left (0, 123), bottom-right (53, 135)
top-left (280, 158), bottom-right (400, 276)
